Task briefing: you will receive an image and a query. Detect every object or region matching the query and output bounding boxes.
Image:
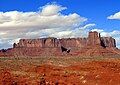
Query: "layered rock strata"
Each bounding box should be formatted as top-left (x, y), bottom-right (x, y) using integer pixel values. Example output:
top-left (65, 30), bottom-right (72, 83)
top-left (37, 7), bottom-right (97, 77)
top-left (0, 31), bottom-right (119, 57)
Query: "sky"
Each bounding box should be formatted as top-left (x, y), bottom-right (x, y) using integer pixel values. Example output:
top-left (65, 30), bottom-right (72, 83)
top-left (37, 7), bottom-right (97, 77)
top-left (0, 0), bottom-right (120, 48)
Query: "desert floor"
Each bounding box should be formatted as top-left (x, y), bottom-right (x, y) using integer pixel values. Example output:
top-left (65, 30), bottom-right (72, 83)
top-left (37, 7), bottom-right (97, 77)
top-left (0, 56), bottom-right (120, 85)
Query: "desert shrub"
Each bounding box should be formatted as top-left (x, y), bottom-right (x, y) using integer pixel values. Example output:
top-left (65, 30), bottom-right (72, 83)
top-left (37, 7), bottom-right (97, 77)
top-left (39, 77), bottom-right (46, 85)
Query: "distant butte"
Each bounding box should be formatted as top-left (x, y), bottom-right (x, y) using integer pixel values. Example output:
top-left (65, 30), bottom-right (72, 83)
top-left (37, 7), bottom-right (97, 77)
top-left (0, 31), bottom-right (120, 57)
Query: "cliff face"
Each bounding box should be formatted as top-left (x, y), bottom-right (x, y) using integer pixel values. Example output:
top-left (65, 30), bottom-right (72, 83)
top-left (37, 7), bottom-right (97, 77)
top-left (14, 38), bottom-right (88, 49)
top-left (13, 39), bottom-right (43, 48)
top-left (87, 31), bottom-right (101, 47)
top-left (13, 31), bottom-right (116, 49)
top-left (0, 31), bottom-right (119, 57)
top-left (101, 37), bottom-right (116, 48)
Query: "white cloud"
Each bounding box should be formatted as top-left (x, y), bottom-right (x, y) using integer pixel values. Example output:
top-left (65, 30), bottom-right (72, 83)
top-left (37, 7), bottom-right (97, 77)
top-left (49, 23), bottom-right (95, 38)
top-left (40, 4), bottom-right (67, 16)
top-left (0, 3), bottom-right (90, 49)
top-left (91, 28), bottom-right (120, 48)
top-left (91, 29), bottom-right (104, 33)
top-left (82, 24), bottom-right (96, 29)
top-left (107, 11), bottom-right (120, 20)
top-left (1, 3), bottom-right (119, 49)
top-left (50, 31), bottom-right (72, 38)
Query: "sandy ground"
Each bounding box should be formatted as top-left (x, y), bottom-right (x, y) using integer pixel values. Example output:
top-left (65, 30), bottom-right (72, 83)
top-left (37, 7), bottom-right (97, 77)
top-left (0, 56), bottom-right (120, 85)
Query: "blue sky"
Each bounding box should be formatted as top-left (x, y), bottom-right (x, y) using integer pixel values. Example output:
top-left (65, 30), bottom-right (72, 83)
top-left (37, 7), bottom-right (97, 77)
top-left (0, 0), bottom-right (120, 31)
top-left (0, 0), bottom-right (120, 48)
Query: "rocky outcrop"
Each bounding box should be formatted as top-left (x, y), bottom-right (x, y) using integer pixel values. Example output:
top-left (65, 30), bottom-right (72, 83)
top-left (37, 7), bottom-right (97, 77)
top-left (101, 37), bottom-right (116, 48)
top-left (13, 38), bottom-right (88, 49)
top-left (13, 39), bottom-right (43, 48)
top-left (0, 31), bottom-right (120, 57)
top-left (13, 31), bottom-right (116, 49)
top-left (87, 31), bottom-right (101, 47)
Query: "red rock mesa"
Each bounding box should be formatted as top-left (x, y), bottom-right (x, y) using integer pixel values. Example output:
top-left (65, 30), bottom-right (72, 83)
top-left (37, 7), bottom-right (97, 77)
top-left (0, 31), bottom-right (120, 57)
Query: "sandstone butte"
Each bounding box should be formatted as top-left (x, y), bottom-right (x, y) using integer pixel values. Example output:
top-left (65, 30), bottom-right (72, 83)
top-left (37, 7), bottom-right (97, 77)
top-left (0, 31), bottom-right (120, 57)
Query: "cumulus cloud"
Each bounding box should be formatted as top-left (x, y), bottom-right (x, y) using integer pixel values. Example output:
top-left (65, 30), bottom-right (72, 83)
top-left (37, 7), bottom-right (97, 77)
top-left (0, 3), bottom-right (92, 49)
top-left (0, 3), bottom-right (119, 49)
top-left (91, 29), bottom-right (104, 33)
top-left (40, 4), bottom-right (67, 16)
top-left (81, 24), bottom-right (96, 29)
top-left (107, 11), bottom-right (120, 20)
top-left (91, 29), bottom-right (120, 48)
top-left (49, 23), bottom-right (95, 38)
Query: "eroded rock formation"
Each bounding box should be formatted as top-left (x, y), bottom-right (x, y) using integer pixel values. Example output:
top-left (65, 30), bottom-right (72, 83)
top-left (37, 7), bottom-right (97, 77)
top-left (13, 31), bottom-right (116, 49)
top-left (0, 31), bottom-right (120, 57)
